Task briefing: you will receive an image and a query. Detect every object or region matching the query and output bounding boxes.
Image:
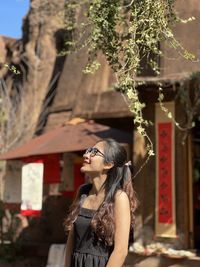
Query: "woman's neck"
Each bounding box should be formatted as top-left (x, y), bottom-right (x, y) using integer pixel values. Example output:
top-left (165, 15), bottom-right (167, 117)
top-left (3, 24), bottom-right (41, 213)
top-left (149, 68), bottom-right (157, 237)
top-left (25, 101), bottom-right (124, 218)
top-left (89, 173), bottom-right (107, 196)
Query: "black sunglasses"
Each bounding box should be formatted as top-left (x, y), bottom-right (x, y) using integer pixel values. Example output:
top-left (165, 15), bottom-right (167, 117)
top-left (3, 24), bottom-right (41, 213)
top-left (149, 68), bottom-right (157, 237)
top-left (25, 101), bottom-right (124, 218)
top-left (84, 147), bottom-right (105, 158)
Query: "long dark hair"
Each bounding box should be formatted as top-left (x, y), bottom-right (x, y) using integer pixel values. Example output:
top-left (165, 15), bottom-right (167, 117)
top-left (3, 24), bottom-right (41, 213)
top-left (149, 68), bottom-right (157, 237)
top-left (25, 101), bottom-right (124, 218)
top-left (64, 138), bottom-right (138, 245)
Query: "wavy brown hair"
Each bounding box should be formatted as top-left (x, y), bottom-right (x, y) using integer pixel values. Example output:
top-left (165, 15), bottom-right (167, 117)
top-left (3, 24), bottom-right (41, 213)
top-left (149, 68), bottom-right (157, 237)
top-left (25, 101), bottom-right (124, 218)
top-left (64, 185), bottom-right (90, 233)
top-left (64, 139), bottom-right (138, 246)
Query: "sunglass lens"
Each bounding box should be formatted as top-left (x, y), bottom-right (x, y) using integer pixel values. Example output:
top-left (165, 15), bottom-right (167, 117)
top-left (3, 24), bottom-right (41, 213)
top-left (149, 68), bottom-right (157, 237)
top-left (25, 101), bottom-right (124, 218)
top-left (92, 148), bottom-right (98, 155)
top-left (84, 147), bottom-right (101, 157)
top-left (85, 147), bottom-right (92, 154)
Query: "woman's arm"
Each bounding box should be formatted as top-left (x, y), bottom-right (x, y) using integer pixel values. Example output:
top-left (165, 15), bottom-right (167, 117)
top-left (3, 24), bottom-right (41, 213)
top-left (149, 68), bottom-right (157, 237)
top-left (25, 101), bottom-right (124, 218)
top-left (64, 227), bottom-right (74, 267)
top-left (106, 191), bottom-right (130, 267)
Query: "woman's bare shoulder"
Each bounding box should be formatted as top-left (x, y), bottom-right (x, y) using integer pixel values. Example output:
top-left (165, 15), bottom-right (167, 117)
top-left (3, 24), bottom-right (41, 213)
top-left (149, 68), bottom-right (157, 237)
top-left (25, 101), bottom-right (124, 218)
top-left (114, 190), bottom-right (130, 217)
top-left (114, 190), bottom-right (129, 204)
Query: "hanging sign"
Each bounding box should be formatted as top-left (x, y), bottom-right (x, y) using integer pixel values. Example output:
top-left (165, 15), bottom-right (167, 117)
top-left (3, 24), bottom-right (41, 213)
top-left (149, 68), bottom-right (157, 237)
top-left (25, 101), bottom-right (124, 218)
top-left (158, 122), bottom-right (173, 224)
top-left (21, 163), bottom-right (44, 216)
top-left (155, 102), bottom-right (176, 237)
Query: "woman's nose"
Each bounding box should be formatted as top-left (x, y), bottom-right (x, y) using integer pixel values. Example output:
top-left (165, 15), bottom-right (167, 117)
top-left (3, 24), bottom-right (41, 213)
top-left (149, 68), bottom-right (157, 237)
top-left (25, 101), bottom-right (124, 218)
top-left (83, 153), bottom-right (90, 159)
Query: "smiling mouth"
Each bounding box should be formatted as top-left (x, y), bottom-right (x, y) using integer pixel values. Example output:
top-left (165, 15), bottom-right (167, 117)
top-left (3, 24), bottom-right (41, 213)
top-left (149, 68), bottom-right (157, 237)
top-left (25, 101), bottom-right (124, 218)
top-left (83, 160), bottom-right (91, 165)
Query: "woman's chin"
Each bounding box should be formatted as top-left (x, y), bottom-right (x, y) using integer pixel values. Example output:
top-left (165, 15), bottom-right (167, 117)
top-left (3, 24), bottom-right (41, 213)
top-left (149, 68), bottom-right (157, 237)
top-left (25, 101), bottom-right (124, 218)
top-left (80, 165), bottom-right (88, 173)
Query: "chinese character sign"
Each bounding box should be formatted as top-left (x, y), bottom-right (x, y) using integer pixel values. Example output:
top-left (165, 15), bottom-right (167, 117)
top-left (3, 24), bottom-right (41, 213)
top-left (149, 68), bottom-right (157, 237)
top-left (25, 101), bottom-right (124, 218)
top-left (155, 102), bottom-right (176, 238)
top-left (158, 122), bottom-right (173, 224)
top-left (21, 163), bottom-right (44, 216)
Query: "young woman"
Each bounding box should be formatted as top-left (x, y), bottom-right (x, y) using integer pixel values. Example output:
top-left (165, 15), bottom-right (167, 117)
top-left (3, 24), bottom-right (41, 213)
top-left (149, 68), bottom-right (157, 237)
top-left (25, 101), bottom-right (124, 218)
top-left (64, 138), bottom-right (138, 267)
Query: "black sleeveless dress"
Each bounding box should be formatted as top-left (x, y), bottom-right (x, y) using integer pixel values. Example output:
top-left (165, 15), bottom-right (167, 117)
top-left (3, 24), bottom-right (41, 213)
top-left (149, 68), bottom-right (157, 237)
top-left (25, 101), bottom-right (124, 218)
top-left (71, 185), bottom-right (113, 267)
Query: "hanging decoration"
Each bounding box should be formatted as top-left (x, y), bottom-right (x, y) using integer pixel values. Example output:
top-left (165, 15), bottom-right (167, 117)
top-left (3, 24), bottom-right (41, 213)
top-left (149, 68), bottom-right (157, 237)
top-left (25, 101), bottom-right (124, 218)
top-left (155, 101), bottom-right (176, 237)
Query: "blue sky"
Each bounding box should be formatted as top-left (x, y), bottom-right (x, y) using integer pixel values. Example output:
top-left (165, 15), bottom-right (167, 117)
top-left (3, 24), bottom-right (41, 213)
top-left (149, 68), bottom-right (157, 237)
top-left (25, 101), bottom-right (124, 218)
top-left (0, 0), bottom-right (30, 39)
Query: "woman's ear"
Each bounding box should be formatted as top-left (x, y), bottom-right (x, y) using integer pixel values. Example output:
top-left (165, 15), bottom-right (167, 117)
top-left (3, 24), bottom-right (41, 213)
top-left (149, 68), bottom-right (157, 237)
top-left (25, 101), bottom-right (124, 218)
top-left (104, 161), bottom-right (114, 170)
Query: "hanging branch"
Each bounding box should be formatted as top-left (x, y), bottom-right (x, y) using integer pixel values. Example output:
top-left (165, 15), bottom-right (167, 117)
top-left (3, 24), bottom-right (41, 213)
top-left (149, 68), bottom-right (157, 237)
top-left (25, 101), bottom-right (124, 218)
top-left (63, 0), bottom-right (196, 166)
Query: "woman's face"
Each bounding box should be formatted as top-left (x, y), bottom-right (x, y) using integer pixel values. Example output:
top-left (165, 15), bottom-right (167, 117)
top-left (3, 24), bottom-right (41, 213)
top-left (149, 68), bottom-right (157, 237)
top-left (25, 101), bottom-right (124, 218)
top-left (80, 141), bottom-right (107, 174)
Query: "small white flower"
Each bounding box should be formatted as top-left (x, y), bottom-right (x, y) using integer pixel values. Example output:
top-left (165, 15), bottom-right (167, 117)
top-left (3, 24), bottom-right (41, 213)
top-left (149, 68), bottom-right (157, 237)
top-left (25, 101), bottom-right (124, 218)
top-left (167, 112), bottom-right (172, 119)
top-left (148, 150), bottom-right (155, 156)
top-left (127, 89), bottom-right (137, 100)
top-left (137, 126), bottom-right (145, 135)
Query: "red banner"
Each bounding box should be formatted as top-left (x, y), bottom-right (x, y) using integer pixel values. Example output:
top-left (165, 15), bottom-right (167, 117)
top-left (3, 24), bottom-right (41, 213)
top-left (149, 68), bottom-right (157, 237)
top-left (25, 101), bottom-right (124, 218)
top-left (158, 122), bottom-right (173, 224)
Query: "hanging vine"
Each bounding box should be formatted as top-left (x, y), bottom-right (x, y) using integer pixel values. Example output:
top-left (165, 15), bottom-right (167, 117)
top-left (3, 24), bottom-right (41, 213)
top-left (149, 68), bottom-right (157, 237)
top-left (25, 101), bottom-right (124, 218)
top-left (63, 0), bottom-right (196, 161)
top-left (0, 63), bottom-right (20, 75)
